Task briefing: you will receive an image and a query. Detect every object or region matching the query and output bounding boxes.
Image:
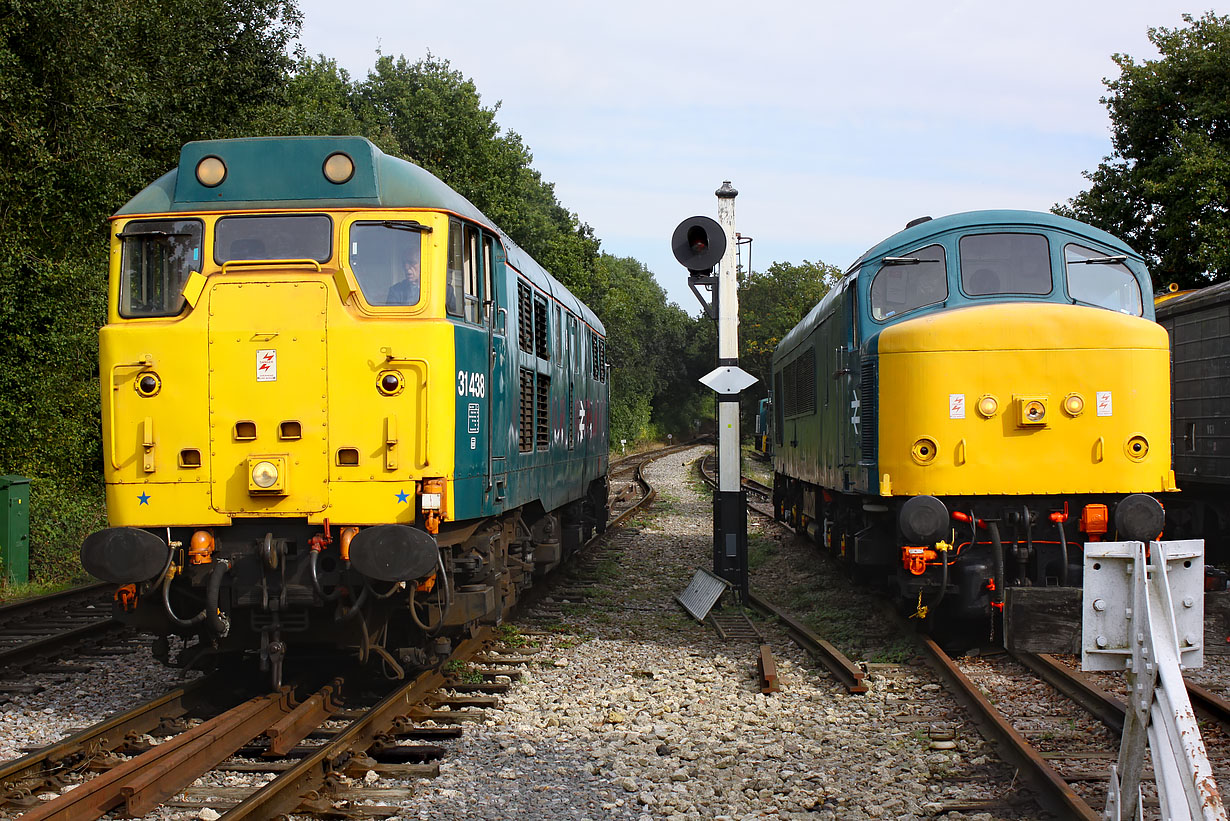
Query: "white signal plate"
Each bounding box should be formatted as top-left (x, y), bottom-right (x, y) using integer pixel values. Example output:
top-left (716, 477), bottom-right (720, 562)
top-left (700, 366), bottom-right (758, 395)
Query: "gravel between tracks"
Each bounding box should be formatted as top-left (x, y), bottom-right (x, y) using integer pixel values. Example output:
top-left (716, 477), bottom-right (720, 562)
top-left (388, 446), bottom-right (1039, 821)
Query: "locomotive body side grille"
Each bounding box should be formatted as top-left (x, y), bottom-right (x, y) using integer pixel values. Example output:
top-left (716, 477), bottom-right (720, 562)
top-left (517, 281), bottom-right (533, 352)
top-left (534, 295), bottom-right (549, 360)
top-left (536, 374), bottom-right (550, 450)
top-left (860, 357), bottom-right (877, 463)
top-left (518, 368), bottom-right (534, 452)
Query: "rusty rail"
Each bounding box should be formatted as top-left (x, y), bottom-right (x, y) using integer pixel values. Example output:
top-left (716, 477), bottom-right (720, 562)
top-left (224, 631), bottom-right (492, 819)
top-left (747, 593), bottom-right (867, 694)
top-left (0, 676), bottom-right (218, 807)
top-left (20, 689), bottom-right (294, 820)
top-left (917, 637), bottom-right (1100, 821)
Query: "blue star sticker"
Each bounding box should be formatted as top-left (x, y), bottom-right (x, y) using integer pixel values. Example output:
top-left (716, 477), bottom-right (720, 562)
top-left (396, 489), bottom-right (409, 503)
top-left (137, 492), bottom-right (150, 506)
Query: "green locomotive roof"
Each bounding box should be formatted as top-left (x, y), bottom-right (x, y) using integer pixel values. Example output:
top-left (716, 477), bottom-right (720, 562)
top-left (115, 136), bottom-right (490, 219)
top-left (114, 136), bottom-right (604, 335)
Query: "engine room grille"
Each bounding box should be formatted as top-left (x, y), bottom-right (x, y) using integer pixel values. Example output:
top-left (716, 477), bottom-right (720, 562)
top-left (519, 368), bottom-right (534, 452)
top-left (534, 295), bottom-right (549, 360)
top-left (536, 374), bottom-right (550, 450)
top-left (782, 346), bottom-right (816, 418)
top-left (860, 357), bottom-right (877, 462)
top-left (517, 281), bottom-right (533, 353)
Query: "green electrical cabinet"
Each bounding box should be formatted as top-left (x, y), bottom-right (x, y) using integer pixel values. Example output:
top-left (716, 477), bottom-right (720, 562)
top-left (0, 476), bottom-right (30, 586)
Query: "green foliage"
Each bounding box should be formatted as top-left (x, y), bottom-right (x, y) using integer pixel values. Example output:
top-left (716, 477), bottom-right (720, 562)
top-left (0, 0), bottom-right (299, 582)
top-left (588, 254), bottom-right (708, 444)
top-left (27, 478), bottom-right (107, 586)
top-left (1058, 13), bottom-right (1230, 287)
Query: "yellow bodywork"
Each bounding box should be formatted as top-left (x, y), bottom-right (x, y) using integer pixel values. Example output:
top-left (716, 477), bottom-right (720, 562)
top-left (102, 210), bottom-right (457, 527)
top-left (876, 302), bottom-right (1174, 497)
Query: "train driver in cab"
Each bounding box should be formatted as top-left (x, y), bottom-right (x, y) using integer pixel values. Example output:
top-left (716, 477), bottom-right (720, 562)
top-left (387, 251), bottom-right (420, 304)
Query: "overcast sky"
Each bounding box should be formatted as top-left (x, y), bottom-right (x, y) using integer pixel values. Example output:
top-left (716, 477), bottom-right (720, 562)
top-left (294, 0), bottom-right (1208, 312)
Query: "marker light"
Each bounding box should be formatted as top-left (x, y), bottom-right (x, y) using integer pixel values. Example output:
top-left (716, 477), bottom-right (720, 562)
top-left (323, 152), bottom-right (355, 184)
top-left (251, 460), bottom-right (279, 489)
top-left (378, 371), bottom-right (402, 396)
top-left (976, 395), bottom-right (998, 418)
top-left (1064, 393), bottom-right (1085, 417)
top-left (196, 156), bottom-right (227, 187)
top-left (911, 437), bottom-right (938, 465)
top-left (135, 373), bottom-right (161, 397)
top-left (1125, 435), bottom-right (1149, 461)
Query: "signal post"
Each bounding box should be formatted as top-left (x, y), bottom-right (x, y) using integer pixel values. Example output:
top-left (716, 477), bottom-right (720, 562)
top-left (672, 182), bottom-right (757, 601)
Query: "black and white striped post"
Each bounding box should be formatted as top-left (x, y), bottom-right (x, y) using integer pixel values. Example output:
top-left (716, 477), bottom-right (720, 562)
top-left (672, 182), bottom-right (758, 601)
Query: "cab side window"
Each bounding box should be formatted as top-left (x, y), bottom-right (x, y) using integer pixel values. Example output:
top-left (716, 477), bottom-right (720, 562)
top-left (118, 218), bottom-right (203, 318)
top-left (446, 220), bottom-right (464, 317)
top-left (463, 225), bottom-right (482, 323)
top-left (483, 235), bottom-right (495, 323)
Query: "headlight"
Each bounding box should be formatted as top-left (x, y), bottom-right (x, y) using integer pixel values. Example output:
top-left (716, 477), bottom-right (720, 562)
top-left (251, 460), bottom-right (279, 489)
top-left (976, 394), bottom-right (998, 418)
top-left (196, 156), bottom-right (227, 187)
top-left (1063, 393), bottom-right (1085, 417)
top-left (323, 152), bottom-right (355, 184)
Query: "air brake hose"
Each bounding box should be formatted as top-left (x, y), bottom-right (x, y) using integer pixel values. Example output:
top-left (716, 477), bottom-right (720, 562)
top-left (1056, 520), bottom-right (1070, 586)
top-left (987, 521), bottom-right (1005, 612)
top-left (308, 548), bottom-right (343, 601)
top-left (927, 543), bottom-right (949, 611)
top-left (161, 566), bottom-right (207, 627)
top-left (205, 559), bottom-right (231, 638)
top-left (335, 582), bottom-right (369, 622)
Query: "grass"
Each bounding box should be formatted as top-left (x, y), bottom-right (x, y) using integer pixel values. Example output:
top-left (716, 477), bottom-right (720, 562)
top-left (443, 658), bottom-right (484, 684)
top-left (494, 624), bottom-right (538, 649)
top-left (746, 534), bottom-right (778, 572)
top-left (0, 578), bottom-right (84, 604)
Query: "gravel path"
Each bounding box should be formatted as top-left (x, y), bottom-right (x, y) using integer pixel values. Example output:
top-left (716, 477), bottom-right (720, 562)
top-left (390, 446), bottom-right (1037, 821)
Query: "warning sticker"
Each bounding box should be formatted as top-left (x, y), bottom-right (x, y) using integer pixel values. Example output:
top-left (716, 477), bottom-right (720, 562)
top-left (949, 394), bottom-right (966, 419)
top-left (1096, 391), bottom-right (1112, 417)
top-left (257, 349), bottom-right (277, 382)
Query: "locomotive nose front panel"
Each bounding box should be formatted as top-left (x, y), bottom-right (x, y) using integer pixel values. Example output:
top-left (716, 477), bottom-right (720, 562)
top-left (875, 302), bottom-right (1173, 497)
top-left (207, 281), bottom-right (328, 514)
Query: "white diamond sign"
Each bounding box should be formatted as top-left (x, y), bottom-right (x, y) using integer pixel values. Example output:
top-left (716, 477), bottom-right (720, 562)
top-left (699, 366), bottom-right (758, 395)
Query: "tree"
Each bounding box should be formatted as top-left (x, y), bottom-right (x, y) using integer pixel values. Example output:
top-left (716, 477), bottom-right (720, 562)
top-left (589, 255), bottom-right (702, 442)
top-left (739, 260), bottom-right (838, 393)
top-left (1057, 13), bottom-right (1230, 287)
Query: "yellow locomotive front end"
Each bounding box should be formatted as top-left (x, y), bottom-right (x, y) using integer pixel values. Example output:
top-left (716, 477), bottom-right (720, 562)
top-left (876, 301), bottom-right (1174, 498)
top-left (82, 137), bottom-right (611, 685)
top-left (99, 211), bottom-right (455, 532)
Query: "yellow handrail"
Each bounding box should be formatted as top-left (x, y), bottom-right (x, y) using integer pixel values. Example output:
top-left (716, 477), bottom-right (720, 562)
top-left (220, 258), bottom-right (323, 275)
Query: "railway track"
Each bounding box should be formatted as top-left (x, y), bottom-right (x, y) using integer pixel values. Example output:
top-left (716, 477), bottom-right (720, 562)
top-left (706, 446), bottom-right (1230, 818)
top-left (0, 583), bottom-right (126, 675)
top-left (3, 631), bottom-right (511, 819)
top-left (2, 445), bottom-right (683, 818)
top-left (924, 641), bottom-right (1230, 818)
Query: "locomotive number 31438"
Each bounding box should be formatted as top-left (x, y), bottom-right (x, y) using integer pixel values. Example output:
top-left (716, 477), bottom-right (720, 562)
top-left (457, 370), bottom-right (486, 398)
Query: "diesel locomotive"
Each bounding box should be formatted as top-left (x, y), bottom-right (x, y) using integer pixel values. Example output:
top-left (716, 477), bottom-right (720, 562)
top-left (80, 136), bottom-right (609, 685)
top-left (771, 210), bottom-right (1174, 623)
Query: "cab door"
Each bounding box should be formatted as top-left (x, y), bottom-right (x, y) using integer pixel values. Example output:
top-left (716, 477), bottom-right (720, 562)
top-left (485, 234), bottom-right (508, 510)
